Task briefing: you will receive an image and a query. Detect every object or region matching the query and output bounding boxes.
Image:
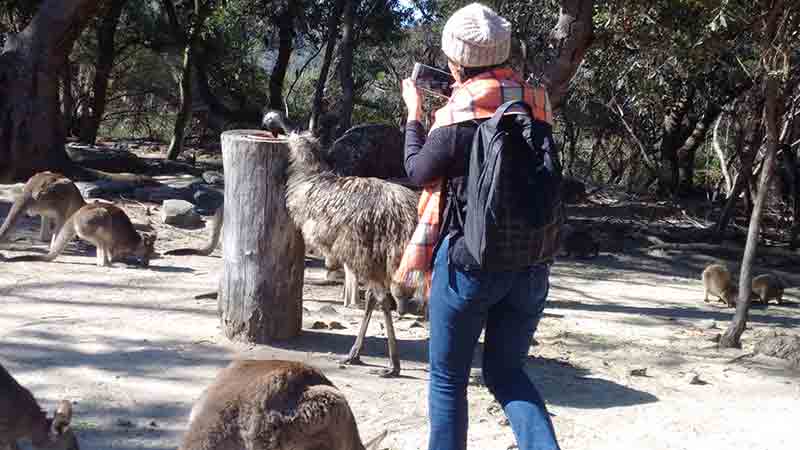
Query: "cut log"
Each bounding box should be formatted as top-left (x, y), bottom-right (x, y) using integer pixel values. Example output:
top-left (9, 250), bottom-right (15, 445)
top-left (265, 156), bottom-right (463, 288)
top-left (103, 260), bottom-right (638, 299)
top-left (218, 130), bottom-right (305, 342)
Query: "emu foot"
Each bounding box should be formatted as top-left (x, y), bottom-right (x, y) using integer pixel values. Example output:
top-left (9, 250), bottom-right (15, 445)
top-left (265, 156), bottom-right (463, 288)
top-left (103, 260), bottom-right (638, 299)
top-left (371, 367), bottom-right (400, 378)
top-left (340, 355), bottom-right (365, 366)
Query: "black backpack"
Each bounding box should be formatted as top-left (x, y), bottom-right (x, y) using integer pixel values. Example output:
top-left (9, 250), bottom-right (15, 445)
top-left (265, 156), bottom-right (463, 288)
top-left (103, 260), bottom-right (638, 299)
top-left (458, 100), bottom-right (564, 270)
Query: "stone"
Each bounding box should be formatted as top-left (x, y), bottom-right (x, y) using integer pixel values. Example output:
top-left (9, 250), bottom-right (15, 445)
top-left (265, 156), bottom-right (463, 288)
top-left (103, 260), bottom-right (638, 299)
top-left (317, 305), bottom-right (339, 316)
top-left (202, 170), bottom-right (225, 185)
top-left (193, 187), bottom-right (224, 214)
top-left (309, 321), bottom-right (329, 330)
top-left (684, 372), bottom-right (706, 385)
top-left (698, 319), bottom-right (717, 330)
top-left (135, 186), bottom-right (193, 203)
top-left (629, 368), bottom-right (648, 377)
top-left (328, 321), bottom-right (346, 330)
top-left (76, 180), bottom-right (137, 199)
top-left (161, 199), bottom-right (203, 227)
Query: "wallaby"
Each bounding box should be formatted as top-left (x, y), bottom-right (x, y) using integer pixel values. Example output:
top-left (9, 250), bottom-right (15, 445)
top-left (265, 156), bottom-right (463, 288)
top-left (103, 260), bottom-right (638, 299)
top-left (164, 205), bottom-right (223, 256)
top-left (702, 264), bottom-right (737, 307)
top-left (0, 172), bottom-right (85, 249)
top-left (751, 274), bottom-right (784, 305)
top-left (0, 363), bottom-right (79, 450)
top-left (180, 360), bottom-right (387, 450)
top-left (4, 202), bottom-right (156, 267)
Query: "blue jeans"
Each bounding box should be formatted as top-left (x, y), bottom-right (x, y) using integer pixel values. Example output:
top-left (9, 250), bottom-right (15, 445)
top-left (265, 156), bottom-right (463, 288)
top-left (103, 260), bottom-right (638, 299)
top-left (428, 237), bottom-right (559, 450)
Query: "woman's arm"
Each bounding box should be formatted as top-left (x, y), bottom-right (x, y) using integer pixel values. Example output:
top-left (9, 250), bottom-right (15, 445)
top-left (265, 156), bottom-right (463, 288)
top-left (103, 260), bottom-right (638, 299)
top-left (404, 121), bottom-right (459, 186)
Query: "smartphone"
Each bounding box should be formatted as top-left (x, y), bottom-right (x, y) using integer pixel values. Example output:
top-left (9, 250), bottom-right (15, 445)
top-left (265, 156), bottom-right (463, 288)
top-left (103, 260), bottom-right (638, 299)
top-left (411, 62), bottom-right (454, 98)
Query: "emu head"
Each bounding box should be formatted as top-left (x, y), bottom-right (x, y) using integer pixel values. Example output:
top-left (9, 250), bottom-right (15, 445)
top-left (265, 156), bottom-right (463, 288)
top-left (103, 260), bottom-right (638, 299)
top-left (261, 109), bottom-right (295, 137)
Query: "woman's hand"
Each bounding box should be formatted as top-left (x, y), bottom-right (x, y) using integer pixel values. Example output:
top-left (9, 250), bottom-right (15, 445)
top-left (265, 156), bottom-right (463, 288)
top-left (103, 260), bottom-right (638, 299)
top-left (402, 78), bottom-right (423, 122)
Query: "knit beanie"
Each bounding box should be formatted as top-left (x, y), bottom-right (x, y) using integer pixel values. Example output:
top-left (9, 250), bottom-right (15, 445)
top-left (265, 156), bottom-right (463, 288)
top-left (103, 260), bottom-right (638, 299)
top-left (441, 3), bottom-right (511, 68)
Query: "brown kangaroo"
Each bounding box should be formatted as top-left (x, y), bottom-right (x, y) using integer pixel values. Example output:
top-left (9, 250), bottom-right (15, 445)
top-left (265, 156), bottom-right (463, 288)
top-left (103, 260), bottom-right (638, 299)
top-left (4, 202), bottom-right (156, 267)
top-left (0, 363), bottom-right (79, 450)
top-left (0, 172), bottom-right (85, 249)
top-left (702, 264), bottom-right (738, 307)
top-left (180, 360), bottom-right (387, 450)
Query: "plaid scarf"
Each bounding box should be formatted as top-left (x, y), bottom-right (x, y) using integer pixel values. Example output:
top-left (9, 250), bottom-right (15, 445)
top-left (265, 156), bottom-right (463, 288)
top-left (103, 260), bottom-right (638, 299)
top-left (393, 68), bottom-right (553, 297)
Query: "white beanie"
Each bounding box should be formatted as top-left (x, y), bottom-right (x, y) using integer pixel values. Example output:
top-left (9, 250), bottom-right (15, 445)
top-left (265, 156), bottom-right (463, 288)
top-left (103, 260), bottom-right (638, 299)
top-left (441, 3), bottom-right (511, 68)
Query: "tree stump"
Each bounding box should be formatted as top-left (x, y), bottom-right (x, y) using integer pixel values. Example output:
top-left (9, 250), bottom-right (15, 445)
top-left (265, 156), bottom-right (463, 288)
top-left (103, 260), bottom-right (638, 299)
top-left (218, 130), bottom-right (305, 343)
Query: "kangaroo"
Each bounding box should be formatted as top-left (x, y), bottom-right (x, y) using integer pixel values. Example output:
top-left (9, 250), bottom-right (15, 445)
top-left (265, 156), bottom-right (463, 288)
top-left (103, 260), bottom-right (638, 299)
top-left (0, 363), bottom-right (80, 450)
top-left (0, 172), bottom-right (85, 249)
top-left (5, 202), bottom-right (156, 267)
top-left (180, 360), bottom-right (387, 450)
top-left (164, 205), bottom-right (223, 256)
top-left (751, 274), bottom-right (784, 305)
top-left (702, 264), bottom-right (738, 307)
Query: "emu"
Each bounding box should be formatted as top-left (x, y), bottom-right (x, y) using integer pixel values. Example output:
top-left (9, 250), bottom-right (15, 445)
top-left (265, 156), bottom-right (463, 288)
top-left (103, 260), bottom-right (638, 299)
top-left (283, 130), bottom-right (419, 377)
top-left (180, 360), bottom-right (386, 450)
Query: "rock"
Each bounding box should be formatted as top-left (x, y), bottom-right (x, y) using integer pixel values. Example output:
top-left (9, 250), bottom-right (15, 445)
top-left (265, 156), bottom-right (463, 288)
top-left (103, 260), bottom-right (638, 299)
top-left (193, 187), bottom-right (224, 214)
top-left (76, 180), bottom-right (137, 198)
top-left (698, 320), bottom-right (717, 330)
top-left (323, 124), bottom-right (406, 179)
top-left (629, 368), bottom-right (648, 377)
top-left (328, 321), bottom-right (346, 330)
top-left (161, 199), bottom-right (203, 227)
top-left (317, 305), bottom-right (339, 315)
top-left (115, 418), bottom-right (135, 428)
top-left (309, 321), bottom-right (329, 330)
top-left (148, 421), bottom-right (158, 428)
top-left (684, 372), bottom-right (706, 385)
top-left (202, 170), bottom-right (224, 185)
top-left (135, 186), bottom-right (193, 203)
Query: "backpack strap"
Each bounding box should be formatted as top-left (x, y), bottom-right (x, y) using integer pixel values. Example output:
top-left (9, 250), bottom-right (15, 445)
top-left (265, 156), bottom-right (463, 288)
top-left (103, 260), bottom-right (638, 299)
top-left (486, 100), bottom-right (533, 129)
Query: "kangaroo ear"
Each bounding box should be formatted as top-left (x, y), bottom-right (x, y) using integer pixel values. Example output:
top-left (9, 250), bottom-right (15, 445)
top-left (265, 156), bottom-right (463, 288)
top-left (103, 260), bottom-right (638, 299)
top-left (363, 430), bottom-right (388, 450)
top-left (51, 400), bottom-right (72, 434)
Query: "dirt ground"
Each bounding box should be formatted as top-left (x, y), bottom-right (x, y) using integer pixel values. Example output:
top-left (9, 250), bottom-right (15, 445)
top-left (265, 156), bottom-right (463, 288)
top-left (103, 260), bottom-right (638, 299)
top-left (1, 182), bottom-right (799, 450)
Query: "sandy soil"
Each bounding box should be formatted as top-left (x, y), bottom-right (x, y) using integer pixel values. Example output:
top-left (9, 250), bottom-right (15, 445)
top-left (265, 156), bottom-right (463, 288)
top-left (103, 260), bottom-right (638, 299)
top-left (1, 183), bottom-right (799, 450)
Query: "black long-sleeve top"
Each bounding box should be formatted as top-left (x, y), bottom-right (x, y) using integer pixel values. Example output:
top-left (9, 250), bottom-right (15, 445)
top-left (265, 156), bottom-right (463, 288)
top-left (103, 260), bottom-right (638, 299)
top-left (404, 119), bottom-right (479, 268)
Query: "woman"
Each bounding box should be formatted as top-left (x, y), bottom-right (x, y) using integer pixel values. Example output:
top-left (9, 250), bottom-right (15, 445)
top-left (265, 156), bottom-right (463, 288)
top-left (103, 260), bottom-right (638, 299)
top-left (398, 3), bottom-right (560, 450)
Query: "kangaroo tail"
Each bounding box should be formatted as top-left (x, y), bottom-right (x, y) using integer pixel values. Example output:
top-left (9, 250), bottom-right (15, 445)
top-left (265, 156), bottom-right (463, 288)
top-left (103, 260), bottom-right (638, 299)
top-left (6, 213), bottom-right (78, 262)
top-left (164, 205), bottom-right (223, 256)
top-left (0, 194), bottom-right (32, 243)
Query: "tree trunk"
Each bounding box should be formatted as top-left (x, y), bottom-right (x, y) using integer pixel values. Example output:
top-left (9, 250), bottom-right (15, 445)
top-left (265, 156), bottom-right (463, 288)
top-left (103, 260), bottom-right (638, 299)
top-left (658, 87), bottom-right (695, 195)
top-left (309, 0), bottom-right (344, 135)
top-left (218, 130), bottom-right (305, 343)
top-left (62, 57), bottom-right (75, 138)
top-left (677, 103), bottom-right (722, 194)
top-left (166, 1), bottom-right (209, 161)
top-left (268, 3), bottom-right (296, 111)
top-left (720, 77), bottom-right (781, 349)
top-left (79, 0), bottom-right (126, 144)
top-left (712, 113), bottom-right (733, 195)
top-left (337, 0), bottom-right (356, 136)
top-left (541, 0), bottom-right (595, 111)
top-left (0, 0), bottom-right (107, 183)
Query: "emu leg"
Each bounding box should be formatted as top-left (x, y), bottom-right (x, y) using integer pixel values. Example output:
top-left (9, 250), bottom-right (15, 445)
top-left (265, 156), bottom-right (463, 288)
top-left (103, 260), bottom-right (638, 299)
top-left (343, 265), bottom-right (360, 308)
top-left (342, 292), bottom-right (377, 365)
top-left (379, 304), bottom-right (401, 378)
